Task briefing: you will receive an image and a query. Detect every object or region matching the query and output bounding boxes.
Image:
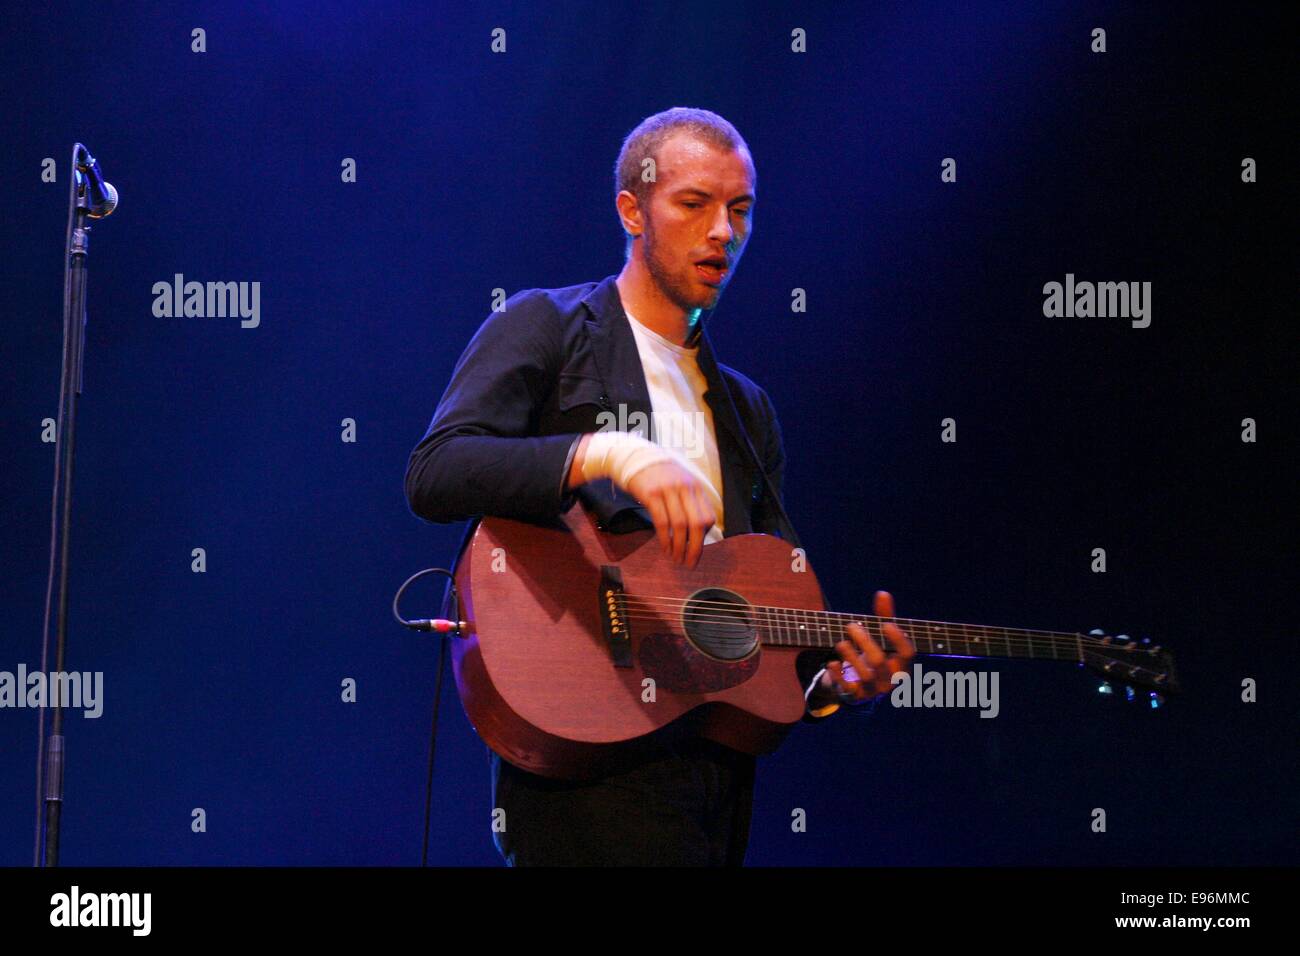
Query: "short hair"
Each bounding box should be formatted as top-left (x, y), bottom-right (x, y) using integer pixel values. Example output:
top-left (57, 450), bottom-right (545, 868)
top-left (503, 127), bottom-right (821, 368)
top-left (614, 107), bottom-right (753, 244)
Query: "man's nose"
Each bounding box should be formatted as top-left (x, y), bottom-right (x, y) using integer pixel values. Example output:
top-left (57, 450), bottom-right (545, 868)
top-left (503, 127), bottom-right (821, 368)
top-left (707, 205), bottom-right (736, 245)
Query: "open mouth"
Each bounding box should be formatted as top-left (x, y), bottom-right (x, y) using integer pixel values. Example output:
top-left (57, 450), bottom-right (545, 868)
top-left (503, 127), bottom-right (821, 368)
top-left (695, 260), bottom-right (728, 285)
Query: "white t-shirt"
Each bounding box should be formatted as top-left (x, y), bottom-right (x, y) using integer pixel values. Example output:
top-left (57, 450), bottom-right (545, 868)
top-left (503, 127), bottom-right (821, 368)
top-left (624, 310), bottom-right (725, 544)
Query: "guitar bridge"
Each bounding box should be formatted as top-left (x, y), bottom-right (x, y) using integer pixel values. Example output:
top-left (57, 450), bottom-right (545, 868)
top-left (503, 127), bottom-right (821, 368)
top-left (598, 565), bottom-right (633, 668)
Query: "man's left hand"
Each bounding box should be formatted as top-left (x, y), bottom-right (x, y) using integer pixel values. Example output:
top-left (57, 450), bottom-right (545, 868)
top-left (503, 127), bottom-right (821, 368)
top-left (819, 590), bottom-right (916, 705)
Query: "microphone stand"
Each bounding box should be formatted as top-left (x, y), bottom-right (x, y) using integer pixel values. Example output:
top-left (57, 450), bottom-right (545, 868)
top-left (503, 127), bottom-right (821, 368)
top-left (35, 143), bottom-right (113, 866)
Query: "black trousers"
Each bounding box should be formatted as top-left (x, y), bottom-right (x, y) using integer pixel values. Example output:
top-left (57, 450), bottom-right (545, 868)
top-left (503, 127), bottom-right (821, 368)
top-left (490, 736), bottom-right (756, 866)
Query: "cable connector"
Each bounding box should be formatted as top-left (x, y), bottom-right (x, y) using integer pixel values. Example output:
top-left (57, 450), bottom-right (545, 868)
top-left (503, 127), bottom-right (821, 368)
top-left (405, 618), bottom-right (467, 635)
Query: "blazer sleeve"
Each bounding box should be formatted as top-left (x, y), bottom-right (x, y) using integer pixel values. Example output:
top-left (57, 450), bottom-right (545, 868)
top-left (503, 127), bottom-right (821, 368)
top-left (404, 295), bottom-right (583, 525)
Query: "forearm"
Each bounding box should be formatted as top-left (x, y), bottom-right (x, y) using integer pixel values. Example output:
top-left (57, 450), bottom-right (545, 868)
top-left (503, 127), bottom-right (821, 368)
top-left (405, 429), bottom-right (581, 524)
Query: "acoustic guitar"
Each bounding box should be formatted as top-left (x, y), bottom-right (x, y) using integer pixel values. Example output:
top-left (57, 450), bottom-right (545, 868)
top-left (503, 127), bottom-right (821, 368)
top-left (447, 506), bottom-right (1179, 779)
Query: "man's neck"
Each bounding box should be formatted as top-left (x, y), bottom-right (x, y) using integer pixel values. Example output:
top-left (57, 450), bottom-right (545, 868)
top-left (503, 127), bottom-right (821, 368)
top-left (615, 260), bottom-right (701, 347)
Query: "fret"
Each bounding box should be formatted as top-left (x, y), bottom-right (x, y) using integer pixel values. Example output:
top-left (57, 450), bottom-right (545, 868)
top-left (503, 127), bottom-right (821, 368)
top-left (756, 606), bottom-right (1081, 664)
top-left (816, 610), bottom-right (833, 647)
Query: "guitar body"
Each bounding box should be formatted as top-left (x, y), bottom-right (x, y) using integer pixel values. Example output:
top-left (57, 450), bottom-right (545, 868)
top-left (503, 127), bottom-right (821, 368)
top-left (451, 506), bottom-right (828, 780)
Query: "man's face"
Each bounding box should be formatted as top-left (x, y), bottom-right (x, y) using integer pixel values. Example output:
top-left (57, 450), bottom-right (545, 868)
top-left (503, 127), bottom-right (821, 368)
top-left (636, 132), bottom-right (755, 313)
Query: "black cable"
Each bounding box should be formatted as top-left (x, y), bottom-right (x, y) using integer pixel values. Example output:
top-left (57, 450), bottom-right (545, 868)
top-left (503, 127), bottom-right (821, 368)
top-left (392, 566), bottom-right (458, 867)
top-left (421, 631), bottom-right (447, 867)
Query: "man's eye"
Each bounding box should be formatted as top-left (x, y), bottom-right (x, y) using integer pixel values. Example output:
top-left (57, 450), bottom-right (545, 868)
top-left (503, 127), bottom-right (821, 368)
top-left (683, 201), bottom-right (702, 209)
top-left (733, 207), bottom-right (751, 217)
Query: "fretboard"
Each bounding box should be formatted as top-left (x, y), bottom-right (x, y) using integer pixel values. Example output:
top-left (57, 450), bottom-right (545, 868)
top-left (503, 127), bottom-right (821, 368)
top-left (752, 606), bottom-right (1086, 663)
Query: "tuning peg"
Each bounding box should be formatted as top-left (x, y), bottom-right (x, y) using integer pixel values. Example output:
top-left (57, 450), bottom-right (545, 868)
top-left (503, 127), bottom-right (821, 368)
top-left (1149, 692), bottom-right (1164, 709)
top-left (1124, 685), bottom-right (1136, 701)
top-left (1141, 637), bottom-right (1151, 644)
top-left (1088, 628), bottom-right (1105, 636)
top-left (1117, 634), bottom-right (1130, 643)
top-left (1097, 681), bottom-right (1113, 695)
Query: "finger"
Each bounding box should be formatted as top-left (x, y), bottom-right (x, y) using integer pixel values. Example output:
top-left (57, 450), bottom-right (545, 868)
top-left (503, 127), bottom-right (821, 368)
top-left (831, 660), bottom-right (875, 701)
top-left (644, 494), bottom-right (671, 557)
top-left (847, 620), bottom-right (888, 671)
top-left (849, 618), bottom-right (896, 693)
top-left (826, 661), bottom-right (865, 701)
top-left (676, 485), bottom-right (703, 568)
top-left (693, 485), bottom-right (717, 545)
top-left (662, 488), bottom-right (689, 565)
top-left (874, 590), bottom-right (895, 619)
top-left (882, 621), bottom-right (915, 663)
top-left (835, 634), bottom-right (875, 699)
top-left (681, 486), bottom-right (709, 569)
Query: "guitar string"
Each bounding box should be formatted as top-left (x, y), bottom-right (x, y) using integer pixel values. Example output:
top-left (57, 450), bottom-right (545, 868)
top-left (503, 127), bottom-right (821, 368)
top-left (611, 597), bottom-right (1162, 664)
top-left (609, 611), bottom-right (1168, 678)
top-left (615, 596), bottom-right (1102, 647)
top-left (617, 594), bottom-right (1110, 640)
top-left (616, 612), bottom-right (1099, 655)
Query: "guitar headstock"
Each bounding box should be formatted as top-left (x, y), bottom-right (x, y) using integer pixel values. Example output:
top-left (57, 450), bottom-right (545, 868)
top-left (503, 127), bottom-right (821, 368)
top-left (1079, 630), bottom-right (1181, 705)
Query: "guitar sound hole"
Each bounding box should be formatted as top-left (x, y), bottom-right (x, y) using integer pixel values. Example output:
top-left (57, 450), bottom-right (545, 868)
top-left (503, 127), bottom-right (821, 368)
top-left (682, 588), bottom-right (758, 661)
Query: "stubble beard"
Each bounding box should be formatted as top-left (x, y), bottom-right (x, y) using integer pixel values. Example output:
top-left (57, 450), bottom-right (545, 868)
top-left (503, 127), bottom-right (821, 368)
top-left (642, 216), bottom-right (721, 314)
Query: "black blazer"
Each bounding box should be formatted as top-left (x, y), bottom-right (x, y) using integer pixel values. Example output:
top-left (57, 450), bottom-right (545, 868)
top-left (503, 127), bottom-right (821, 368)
top-left (404, 273), bottom-right (836, 713)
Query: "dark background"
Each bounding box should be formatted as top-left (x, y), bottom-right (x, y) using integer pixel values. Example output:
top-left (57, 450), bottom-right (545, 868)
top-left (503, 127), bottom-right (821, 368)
top-left (2, 1), bottom-right (1293, 866)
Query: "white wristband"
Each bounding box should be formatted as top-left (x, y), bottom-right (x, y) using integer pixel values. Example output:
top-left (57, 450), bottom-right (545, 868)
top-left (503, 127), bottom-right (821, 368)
top-left (581, 430), bottom-right (704, 490)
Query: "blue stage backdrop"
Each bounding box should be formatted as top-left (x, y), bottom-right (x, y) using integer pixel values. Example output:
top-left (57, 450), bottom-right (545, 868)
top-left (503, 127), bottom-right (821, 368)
top-left (1, 1), bottom-right (1290, 865)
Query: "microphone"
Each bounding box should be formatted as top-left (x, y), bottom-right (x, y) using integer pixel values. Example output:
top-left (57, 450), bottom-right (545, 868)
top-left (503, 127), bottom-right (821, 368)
top-left (75, 148), bottom-right (118, 219)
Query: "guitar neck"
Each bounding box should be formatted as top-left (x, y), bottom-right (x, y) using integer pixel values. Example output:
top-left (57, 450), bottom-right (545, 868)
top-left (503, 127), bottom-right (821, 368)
top-left (755, 606), bottom-right (1087, 663)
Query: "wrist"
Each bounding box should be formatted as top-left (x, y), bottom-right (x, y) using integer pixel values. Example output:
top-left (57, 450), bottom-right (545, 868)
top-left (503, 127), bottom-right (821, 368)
top-left (579, 430), bottom-right (678, 489)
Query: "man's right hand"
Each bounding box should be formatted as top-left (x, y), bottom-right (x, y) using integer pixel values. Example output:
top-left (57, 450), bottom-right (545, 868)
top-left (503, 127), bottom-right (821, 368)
top-left (623, 460), bottom-right (717, 569)
top-left (567, 433), bottom-right (717, 569)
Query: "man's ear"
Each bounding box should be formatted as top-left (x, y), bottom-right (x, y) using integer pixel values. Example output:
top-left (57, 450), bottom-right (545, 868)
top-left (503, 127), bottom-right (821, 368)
top-left (615, 190), bottom-right (644, 239)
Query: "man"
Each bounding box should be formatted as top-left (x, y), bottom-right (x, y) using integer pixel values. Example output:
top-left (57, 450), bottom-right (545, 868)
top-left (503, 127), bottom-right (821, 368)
top-left (405, 107), bottom-right (914, 865)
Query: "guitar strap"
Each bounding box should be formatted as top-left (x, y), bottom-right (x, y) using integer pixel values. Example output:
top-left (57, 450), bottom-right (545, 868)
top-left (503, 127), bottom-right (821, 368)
top-left (703, 329), bottom-right (802, 550)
